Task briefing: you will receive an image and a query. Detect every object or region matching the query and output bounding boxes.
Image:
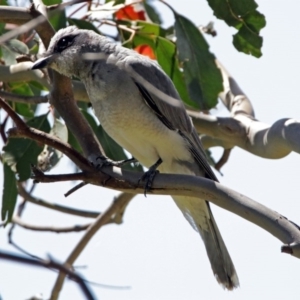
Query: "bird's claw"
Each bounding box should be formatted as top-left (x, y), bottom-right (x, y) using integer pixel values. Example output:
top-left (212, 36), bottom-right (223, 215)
top-left (138, 158), bottom-right (162, 196)
top-left (139, 168), bottom-right (159, 196)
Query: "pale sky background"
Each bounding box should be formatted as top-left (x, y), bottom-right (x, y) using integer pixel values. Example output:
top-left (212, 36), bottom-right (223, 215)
top-left (1, 0), bottom-right (300, 299)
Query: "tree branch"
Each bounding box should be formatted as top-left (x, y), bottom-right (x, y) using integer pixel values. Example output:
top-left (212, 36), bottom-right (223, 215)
top-left (185, 60), bottom-right (300, 161)
top-left (0, 250), bottom-right (96, 300)
top-left (30, 164), bottom-right (300, 260)
top-left (12, 216), bottom-right (92, 233)
top-left (217, 60), bottom-right (255, 117)
top-left (0, 64), bottom-right (50, 88)
top-left (0, 91), bottom-right (48, 104)
top-left (17, 182), bottom-right (101, 218)
top-left (50, 192), bottom-right (135, 300)
top-left (2, 96), bottom-right (299, 261)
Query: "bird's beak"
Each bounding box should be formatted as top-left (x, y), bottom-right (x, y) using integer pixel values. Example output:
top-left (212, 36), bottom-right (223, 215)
top-left (31, 55), bottom-right (53, 70)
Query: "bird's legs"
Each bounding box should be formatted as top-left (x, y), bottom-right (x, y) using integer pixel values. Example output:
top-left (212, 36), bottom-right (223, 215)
top-left (139, 158), bottom-right (162, 196)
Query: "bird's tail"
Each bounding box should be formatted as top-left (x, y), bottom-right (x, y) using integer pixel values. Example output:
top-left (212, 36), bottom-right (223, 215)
top-left (173, 195), bottom-right (239, 290)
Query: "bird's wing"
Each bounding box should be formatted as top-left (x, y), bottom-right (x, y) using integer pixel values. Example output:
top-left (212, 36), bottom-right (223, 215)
top-left (123, 55), bottom-right (218, 182)
top-left (123, 55), bottom-right (193, 134)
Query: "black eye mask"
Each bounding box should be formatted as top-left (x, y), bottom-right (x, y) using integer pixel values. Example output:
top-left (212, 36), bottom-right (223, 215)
top-left (54, 35), bottom-right (77, 53)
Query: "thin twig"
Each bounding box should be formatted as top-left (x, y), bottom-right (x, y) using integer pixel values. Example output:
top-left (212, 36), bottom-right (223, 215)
top-left (12, 216), bottom-right (92, 233)
top-left (65, 181), bottom-right (88, 197)
top-left (215, 148), bottom-right (232, 173)
top-left (17, 182), bottom-right (101, 218)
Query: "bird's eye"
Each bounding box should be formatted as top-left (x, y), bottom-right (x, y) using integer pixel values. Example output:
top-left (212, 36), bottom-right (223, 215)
top-left (55, 35), bottom-right (76, 53)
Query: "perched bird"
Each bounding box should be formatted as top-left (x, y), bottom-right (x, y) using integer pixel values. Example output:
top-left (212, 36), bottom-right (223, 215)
top-left (32, 26), bottom-right (239, 289)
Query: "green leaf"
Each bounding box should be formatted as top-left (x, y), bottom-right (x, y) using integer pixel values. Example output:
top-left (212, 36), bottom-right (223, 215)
top-left (113, 0), bottom-right (125, 5)
top-left (2, 114), bottom-right (50, 181)
top-left (0, 22), bottom-right (5, 35)
top-left (154, 37), bottom-right (192, 108)
top-left (174, 13), bottom-right (223, 109)
top-left (96, 125), bottom-right (127, 161)
top-left (207, 0), bottom-right (240, 27)
top-left (67, 19), bottom-right (101, 34)
top-left (244, 10), bottom-right (266, 33)
top-left (136, 21), bottom-right (166, 37)
top-left (228, 0), bottom-right (257, 15)
top-left (14, 103), bottom-right (34, 119)
top-left (8, 82), bottom-right (35, 118)
top-left (43, 0), bottom-right (66, 30)
top-left (2, 163), bottom-right (18, 222)
top-left (28, 81), bottom-right (49, 94)
top-left (233, 25), bottom-right (263, 57)
top-left (144, 1), bottom-right (162, 24)
top-left (9, 81), bottom-right (34, 97)
top-left (119, 20), bottom-right (166, 45)
top-left (81, 110), bottom-right (99, 131)
top-left (206, 0), bottom-right (265, 56)
top-left (1, 39), bottom-right (29, 65)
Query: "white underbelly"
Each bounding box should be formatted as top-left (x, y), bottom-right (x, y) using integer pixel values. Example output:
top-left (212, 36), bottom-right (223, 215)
top-left (93, 101), bottom-right (193, 171)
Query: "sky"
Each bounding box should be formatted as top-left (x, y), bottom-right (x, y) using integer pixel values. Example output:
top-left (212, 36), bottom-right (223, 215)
top-left (1, 0), bottom-right (300, 299)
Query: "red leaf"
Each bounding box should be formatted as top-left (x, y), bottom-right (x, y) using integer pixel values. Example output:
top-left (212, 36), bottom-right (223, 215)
top-left (134, 45), bottom-right (156, 59)
top-left (115, 5), bottom-right (146, 21)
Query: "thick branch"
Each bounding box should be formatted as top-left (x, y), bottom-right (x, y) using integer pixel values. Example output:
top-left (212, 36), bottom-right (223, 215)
top-left (217, 60), bottom-right (255, 117)
top-left (189, 109), bottom-right (300, 159)
top-left (31, 164), bottom-right (300, 260)
top-left (8, 127), bottom-right (92, 171)
top-left (0, 64), bottom-right (50, 88)
top-left (2, 98), bottom-right (298, 259)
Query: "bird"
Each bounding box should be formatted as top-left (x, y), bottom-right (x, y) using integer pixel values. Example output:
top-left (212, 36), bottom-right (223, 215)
top-left (32, 26), bottom-right (239, 289)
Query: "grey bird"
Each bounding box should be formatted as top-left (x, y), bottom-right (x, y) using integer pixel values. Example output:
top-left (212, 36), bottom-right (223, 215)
top-left (32, 26), bottom-right (239, 289)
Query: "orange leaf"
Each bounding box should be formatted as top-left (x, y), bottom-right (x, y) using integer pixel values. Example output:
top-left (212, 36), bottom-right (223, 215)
top-left (134, 45), bottom-right (156, 60)
top-left (115, 5), bottom-right (146, 21)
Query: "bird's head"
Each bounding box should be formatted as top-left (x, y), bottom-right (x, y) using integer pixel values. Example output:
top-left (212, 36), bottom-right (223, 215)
top-left (31, 26), bottom-right (105, 77)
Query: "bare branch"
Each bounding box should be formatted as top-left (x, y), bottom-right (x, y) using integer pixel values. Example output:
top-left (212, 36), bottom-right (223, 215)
top-left (27, 162), bottom-right (300, 261)
top-left (217, 60), bottom-right (255, 117)
top-left (12, 216), bottom-right (92, 233)
top-left (0, 98), bottom-right (28, 129)
top-left (17, 182), bottom-right (101, 218)
top-left (0, 65), bottom-right (50, 88)
top-left (0, 91), bottom-right (48, 104)
top-left (0, 250), bottom-right (96, 300)
top-left (6, 126), bottom-right (92, 172)
top-left (215, 148), bottom-right (232, 172)
top-left (50, 192), bottom-right (135, 300)
top-left (189, 110), bottom-right (300, 159)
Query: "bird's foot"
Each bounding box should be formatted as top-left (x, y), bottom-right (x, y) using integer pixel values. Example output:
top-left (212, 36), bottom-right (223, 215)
top-left (139, 158), bottom-right (162, 196)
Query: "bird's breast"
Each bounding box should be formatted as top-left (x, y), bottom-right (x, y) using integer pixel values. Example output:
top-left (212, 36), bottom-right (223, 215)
top-left (82, 72), bottom-right (194, 171)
